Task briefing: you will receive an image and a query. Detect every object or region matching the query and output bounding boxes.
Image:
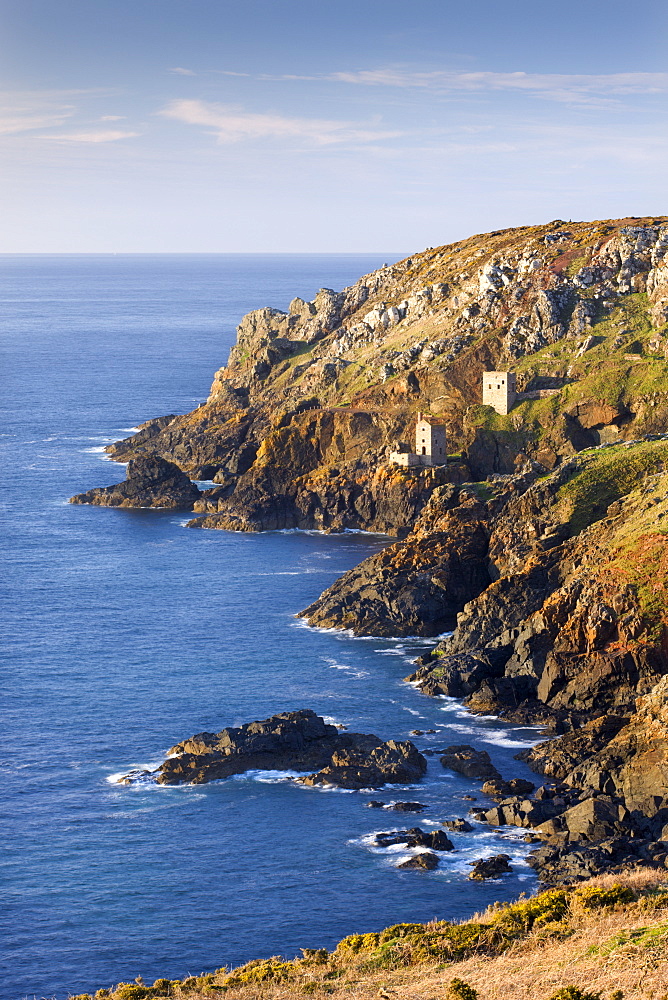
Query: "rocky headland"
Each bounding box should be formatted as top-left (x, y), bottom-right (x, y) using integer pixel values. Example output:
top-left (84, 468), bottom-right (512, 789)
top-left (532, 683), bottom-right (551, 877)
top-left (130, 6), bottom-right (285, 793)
top-left (76, 216), bottom-right (668, 885)
top-left (70, 454), bottom-right (200, 509)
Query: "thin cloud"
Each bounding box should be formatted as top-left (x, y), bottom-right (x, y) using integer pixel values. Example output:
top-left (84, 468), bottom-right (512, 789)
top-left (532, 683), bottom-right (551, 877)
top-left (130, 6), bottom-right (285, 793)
top-left (170, 67), bottom-right (196, 76)
top-left (0, 90), bottom-right (124, 137)
top-left (0, 98), bottom-right (75, 136)
top-left (159, 99), bottom-right (401, 145)
top-left (326, 69), bottom-right (668, 106)
top-left (100, 115), bottom-right (126, 121)
top-left (39, 129), bottom-right (140, 143)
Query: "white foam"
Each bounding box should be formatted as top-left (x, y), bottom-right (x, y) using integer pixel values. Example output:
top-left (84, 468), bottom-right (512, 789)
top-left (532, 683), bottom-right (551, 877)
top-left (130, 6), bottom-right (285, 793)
top-left (230, 769), bottom-right (310, 783)
top-left (478, 734), bottom-right (542, 749)
top-left (324, 658), bottom-right (370, 679)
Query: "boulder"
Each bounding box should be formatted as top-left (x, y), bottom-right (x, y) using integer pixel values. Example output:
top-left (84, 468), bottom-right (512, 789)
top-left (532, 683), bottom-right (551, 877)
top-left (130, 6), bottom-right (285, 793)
top-left (542, 795), bottom-right (629, 843)
top-left (467, 854), bottom-right (512, 880)
top-left (440, 745), bottom-right (502, 781)
top-left (70, 454), bottom-right (200, 509)
top-left (481, 777), bottom-right (535, 800)
top-left (441, 818), bottom-right (474, 832)
top-left (397, 852), bottom-right (439, 870)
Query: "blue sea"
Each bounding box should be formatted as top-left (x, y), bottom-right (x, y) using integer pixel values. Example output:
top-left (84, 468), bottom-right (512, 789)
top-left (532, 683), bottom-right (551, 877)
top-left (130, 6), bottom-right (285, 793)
top-left (1, 254), bottom-right (540, 1000)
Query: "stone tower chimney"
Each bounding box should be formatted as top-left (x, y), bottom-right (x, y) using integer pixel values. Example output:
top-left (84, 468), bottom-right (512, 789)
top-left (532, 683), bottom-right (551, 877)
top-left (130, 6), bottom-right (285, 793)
top-left (482, 371), bottom-right (517, 415)
top-left (415, 413), bottom-right (447, 466)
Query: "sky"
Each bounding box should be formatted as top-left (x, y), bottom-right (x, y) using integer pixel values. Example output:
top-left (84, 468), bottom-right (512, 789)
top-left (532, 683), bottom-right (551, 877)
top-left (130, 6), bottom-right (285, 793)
top-left (1, 0), bottom-right (666, 252)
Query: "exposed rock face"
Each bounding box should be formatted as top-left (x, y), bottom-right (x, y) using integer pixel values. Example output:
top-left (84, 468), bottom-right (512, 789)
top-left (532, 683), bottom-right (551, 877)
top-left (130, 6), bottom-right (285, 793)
top-left (408, 443), bottom-right (668, 723)
top-left (117, 710), bottom-right (427, 791)
top-left (69, 454), bottom-right (200, 509)
top-left (537, 676), bottom-right (668, 835)
top-left (299, 473), bottom-right (538, 636)
top-left (297, 739), bottom-right (427, 790)
top-left (189, 458), bottom-right (466, 536)
top-left (298, 484), bottom-right (494, 635)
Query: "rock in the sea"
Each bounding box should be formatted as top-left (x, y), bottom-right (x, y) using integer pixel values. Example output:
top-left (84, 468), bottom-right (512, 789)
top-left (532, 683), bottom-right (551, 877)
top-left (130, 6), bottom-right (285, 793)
top-left (388, 801), bottom-right (427, 812)
top-left (481, 777), bottom-right (535, 800)
top-left (441, 818), bottom-right (474, 832)
top-left (298, 739), bottom-right (427, 790)
top-left (467, 854), bottom-right (512, 880)
top-left (117, 710), bottom-right (426, 790)
top-left (69, 454), bottom-right (200, 509)
top-left (397, 851), bottom-right (439, 870)
top-left (373, 827), bottom-right (454, 851)
top-left (440, 745), bottom-right (502, 781)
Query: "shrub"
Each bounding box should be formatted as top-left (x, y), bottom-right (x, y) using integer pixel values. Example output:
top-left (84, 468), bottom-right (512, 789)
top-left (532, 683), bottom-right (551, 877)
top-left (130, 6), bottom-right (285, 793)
top-left (447, 977), bottom-right (479, 1000)
top-left (548, 988), bottom-right (602, 1000)
top-left (572, 885), bottom-right (636, 911)
top-left (113, 986), bottom-right (152, 1000)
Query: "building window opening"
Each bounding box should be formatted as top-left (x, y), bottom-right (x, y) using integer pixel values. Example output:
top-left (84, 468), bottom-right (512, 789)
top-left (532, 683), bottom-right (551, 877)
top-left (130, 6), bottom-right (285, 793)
top-left (421, 446), bottom-right (426, 455)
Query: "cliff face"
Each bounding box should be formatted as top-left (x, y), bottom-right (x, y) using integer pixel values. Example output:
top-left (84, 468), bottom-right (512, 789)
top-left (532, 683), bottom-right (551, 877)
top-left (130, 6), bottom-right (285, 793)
top-left (101, 216), bottom-right (668, 533)
top-left (408, 439), bottom-right (668, 721)
top-left (299, 474), bottom-right (535, 636)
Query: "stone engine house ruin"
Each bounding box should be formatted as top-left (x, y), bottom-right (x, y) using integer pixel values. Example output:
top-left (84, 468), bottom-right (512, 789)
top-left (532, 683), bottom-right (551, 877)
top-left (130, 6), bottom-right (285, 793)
top-left (390, 413), bottom-right (447, 467)
top-left (482, 371), bottom-right (517, 415)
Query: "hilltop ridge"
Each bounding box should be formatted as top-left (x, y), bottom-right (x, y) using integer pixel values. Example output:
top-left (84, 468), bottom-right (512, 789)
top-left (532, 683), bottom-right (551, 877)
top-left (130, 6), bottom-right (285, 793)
top-left (93, 216), bottom-right (668, 534)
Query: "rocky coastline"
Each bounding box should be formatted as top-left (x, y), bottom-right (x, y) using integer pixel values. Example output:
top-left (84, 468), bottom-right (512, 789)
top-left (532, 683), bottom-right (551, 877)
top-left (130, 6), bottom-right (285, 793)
top-left (74, 216), bottom-right (668, 887)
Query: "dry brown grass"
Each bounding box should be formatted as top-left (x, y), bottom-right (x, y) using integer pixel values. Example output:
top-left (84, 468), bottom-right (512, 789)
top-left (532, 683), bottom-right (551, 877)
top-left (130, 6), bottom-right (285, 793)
top-left (86, 869), bottom-right (668, 1000)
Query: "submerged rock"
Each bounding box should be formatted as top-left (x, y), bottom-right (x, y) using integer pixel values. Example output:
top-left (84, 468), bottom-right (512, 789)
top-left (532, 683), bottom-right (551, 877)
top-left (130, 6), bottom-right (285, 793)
top-left (69, 454), bottom-right (200, 509)
top-left (388, 801), bottom-right (427, 812)
top-left (118, 710), bottom-right (426, 790)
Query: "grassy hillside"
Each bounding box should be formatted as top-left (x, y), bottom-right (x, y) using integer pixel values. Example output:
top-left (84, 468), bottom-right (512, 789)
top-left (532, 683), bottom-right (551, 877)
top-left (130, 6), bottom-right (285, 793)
top-left (71, 870), bottom-right (668, 1000)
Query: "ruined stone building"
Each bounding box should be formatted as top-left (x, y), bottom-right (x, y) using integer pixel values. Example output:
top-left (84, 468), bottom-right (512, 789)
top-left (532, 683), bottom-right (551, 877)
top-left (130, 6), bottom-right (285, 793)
top-left (482, 371), bottom-right (517, 415)
top-left (389, 413), bottom-right (447, 467)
